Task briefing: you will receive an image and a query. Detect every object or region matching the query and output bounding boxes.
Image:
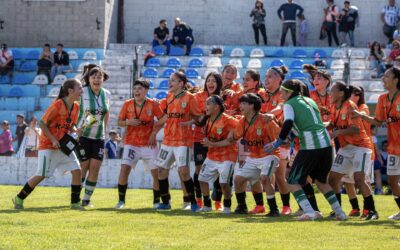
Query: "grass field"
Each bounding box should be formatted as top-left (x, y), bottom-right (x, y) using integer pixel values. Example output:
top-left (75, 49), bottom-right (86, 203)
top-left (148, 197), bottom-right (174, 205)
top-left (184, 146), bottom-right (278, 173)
top-left (0, 185), bottom-right (399, 249)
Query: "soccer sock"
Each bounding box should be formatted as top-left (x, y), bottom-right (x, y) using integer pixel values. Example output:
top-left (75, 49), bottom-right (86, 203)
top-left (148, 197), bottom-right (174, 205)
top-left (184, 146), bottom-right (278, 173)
top-left (253, 192), bottom-right (264, 206)
top-left (193, 173), bottom-right (202, 199)
top-left (280, 192), bottom-right (290, 207)
top-left (81, 178), bottom-right (86, 186)
top-left (17, 183), bottom-right (34, 200)
top-left (183, 179), bottom-right (196, 204)
top-left (335, 193), bottom-right (342, 206)
top-left (223, 198), bottom-right (232, 208)
top-left (364, 195), bottom-right (376, 212)
top-left (83, 180), bottom-right (97, 201)
top-left (303, 183), bottom-right (320, 212)
top-left (71, 185), bottom-right (82, 204)
top-left (118, 184), bottom-right (128, 202)
top-left (203, 195), bottom-right (212, 207)
top-left (159, 178), bottom-right (170, 204)
top-left (153, 189), bottom-right (160, 204)
top-left (235, 192), bottom-right (247, 208)
top-left (324, 191), bottom-right (343, 215)
top-left (293, 189), bottom-right (314, 214)
top-left (394, 196), bottom-right (400, 209)
top-left (349, 197), bottom-right (360, 210)
top-left (214, 179), bottom-right (223, 202)
top-left (267, 195), bottom-right (278, 211)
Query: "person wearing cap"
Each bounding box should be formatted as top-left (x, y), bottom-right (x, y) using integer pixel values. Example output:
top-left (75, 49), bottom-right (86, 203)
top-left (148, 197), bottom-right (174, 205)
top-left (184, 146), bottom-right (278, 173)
top-left (0, 43), bottom-right (14, 76)
top-left (0, 120), bottom-right (14, 156)
top-left (104, 130), bottom-right (120, 159)
top-left (171, 17), bottom-right (194, 55)
top-left (50, 43), bottom-right (71, 81)
top-left (13, 114), bottom-right (27, 153)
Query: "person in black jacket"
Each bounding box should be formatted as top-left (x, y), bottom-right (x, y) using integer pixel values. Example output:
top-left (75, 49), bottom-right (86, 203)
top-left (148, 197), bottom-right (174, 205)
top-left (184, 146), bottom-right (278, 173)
top-left (171, 18), bottom-right (194, 55)
top-left (50, 43), bottom-right (71, 81)
top-left (277, 0), bottom-right (304, 46)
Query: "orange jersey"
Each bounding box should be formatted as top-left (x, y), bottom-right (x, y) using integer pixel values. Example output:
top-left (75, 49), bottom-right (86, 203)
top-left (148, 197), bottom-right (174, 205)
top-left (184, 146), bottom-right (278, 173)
top-left (39, 99), bottom-right (79, 150)
top-left (375, 92), bottom-right (400, 156)
top-left (118, 98), bottom-right (164, 146)
top-left (310, 90), bottom-right (331, 123)
top-left (160, 91), bottom-right (202, 147)
top-left (234, 114), bottom-right (280, 158)
top-left (206, 113), bottom-right (238, 162)
top-left (231, 88), bottom-right (268, 115)
top-left (358, 103), bottom-right (374, 159)
top-left (330, 100), bottom-right (371, 149)
top-left (193, 91), bottom-right (208, 142)
top-left (223, 82), bottom-right (243, 115)
top-left (260, 90), bottom-right (283, 117)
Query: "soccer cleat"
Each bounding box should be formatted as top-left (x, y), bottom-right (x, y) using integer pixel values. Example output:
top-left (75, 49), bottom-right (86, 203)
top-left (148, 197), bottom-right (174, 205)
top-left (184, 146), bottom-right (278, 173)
top-left (348, 209), bottom-right (361, 217)
top-left (315, 211), bottom-right (323, 220)
top-left (234, 206), bottom-right (248, 214)
top-left (365, 211), bottom-right (379, 220)
top-left (196, 198), bottom-right (203, 208)
top-left (82, 200), bottom-right (94, 208)
top-left (182, 202), bottom-right (191, 210)
top-left (280, 206), bottom-right (292, 216)
top-left (297, 213), bottom-right (316, 221)
top-left (223, 207), bottom-right (231, 214)
top-left (215, 201), bottom-right (223, 212)
top-left (70, 202), bottom-right (84, 210)
top-left (265, 209), bottom-right (280, 217)
top-left (156, 203), bottom-right (171, 210)
top-left (153, 203), bottom-right (160, 209)
top-left (12, 196), bottom-right (24, 209)
top-left (198, 206), bottom-right (212, 212)
top-left (388, 212), bottom-right (400, 220)
top-left (335, 211), bottom-right (348, 221)
top-left (360, 209), bottom-right (369, 218)
top-left (328, 211), bottom-right (336, 218)
top-left (292, 209), bottom-right (304, 217)
top-left (191, 203), bottom-right (199, 212)
top-left (115, 201), bottom-right (125, 209)
top-left (249, 205), bottom-right (265, 214)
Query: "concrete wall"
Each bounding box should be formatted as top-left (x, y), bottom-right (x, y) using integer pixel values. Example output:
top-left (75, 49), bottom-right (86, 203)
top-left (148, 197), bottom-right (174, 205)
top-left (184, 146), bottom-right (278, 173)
top-left (124, 0), bottom-right (389, 47)
top-left (0, 0), bottom-right (116, 48)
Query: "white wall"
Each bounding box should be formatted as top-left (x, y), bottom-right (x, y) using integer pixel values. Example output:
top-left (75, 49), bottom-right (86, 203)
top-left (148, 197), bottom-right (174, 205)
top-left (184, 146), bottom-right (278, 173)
top-left (124, 0), bottom-right (389, 47)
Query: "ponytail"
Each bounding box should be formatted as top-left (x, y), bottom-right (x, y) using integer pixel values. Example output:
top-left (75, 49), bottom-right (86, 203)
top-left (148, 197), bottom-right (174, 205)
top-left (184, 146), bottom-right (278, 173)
top-left (57, 79), bottom-right (80, 99)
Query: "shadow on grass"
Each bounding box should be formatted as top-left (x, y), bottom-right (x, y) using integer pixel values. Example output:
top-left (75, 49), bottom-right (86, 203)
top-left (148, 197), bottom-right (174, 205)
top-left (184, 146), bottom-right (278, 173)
top-left (338, 220), bottom-right (400, 229)
top-left (0, 206), bottom-right (70, 214)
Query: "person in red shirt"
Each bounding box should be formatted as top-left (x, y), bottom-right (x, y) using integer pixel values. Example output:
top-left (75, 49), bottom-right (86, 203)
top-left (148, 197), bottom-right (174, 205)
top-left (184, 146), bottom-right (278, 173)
top-left (354, 66), bottom-right (400, 220)
top-left (155, 72), bottom-right (203, 211)
top-left (233, 93), bottom-right (281, 216)
top-left (328, 81), bottom-right (378, 220)
top-left (114, 78), bottom-right (165, 209)
top-left (196, 95), bottom-right (238, 213)
top-left (388, 40), bottom-right (400, 65)
top-left (193, 72), bottom-right (223, 208)
top-left (13, 79), bottom-right (84, 209)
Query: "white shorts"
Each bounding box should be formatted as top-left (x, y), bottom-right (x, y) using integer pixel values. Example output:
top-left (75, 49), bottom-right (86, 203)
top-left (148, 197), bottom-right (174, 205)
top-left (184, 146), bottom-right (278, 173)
top-left (238, 141), bottom-right (250, 162)
top-left (155, 144), bottom-right (191, 169)
top-left (342, 161), bottom-right (374, 184)
top-left (122, 145), bottom-right (158, 170)
top-left (332, 145), bottom-right (372, 176)
top-left (236, 155), bottom-right (279, 185)
top-left (280, 147), bottom-right (291, 160)
top-left (198, 158), bottom-right (234, 184)
top-left (387, 154), bottom-right (400, 176)
top-left (35, 150), bottom-right (80, 178)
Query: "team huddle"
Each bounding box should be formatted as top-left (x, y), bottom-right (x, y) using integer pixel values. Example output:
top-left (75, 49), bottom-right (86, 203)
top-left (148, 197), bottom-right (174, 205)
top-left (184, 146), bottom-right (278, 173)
top-left (10, 62), bottom-right (400, 221)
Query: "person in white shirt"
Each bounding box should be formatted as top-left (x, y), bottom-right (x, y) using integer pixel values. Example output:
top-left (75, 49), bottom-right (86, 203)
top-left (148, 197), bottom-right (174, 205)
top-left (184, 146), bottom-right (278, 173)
top-left (24, 118), bottom-right (41, 157)
top-left (381, 0), bottom-right (400, 44)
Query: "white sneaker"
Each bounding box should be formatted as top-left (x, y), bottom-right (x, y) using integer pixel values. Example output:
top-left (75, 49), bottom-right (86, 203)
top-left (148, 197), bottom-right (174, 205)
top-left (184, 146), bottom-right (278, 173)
top-left (223, 207), bottom-right (231, 214)
top-left (199, 206), bottom-right (212, 212)
top-left (297, 212), bottom-right (316, 221)
top-left (115, 201), bottom-right (125, 209)
top-left (388, 212), bottom-right (400, 220)
top-left (153, 203), bottom-right (160, 209)
top-left (182, 202), bottom-right (191, 210)
top-left (292, 209), bottom-right (304, 217)
top-left (335, 211), bottom-right (348, 221)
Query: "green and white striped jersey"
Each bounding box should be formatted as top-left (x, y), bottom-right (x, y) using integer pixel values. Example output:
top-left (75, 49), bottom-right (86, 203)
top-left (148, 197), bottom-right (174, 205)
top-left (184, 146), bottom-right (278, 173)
top-left (284, 96), bottom-right (331, 150)
top-left (78, 86), bottom-right (111, 140)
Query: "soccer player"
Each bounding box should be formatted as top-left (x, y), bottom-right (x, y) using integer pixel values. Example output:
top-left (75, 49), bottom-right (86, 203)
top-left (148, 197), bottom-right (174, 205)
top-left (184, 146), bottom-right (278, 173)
top-left (354, 67), bottom-right (400, 220)
top-left (328, 81), bottom-right (378, 220)
top-left (155, 71), bottom-right (202, 211)
top-left (265, 79), bottom-right (347, 221)
top-left (78, 66), bottom-right (111, 208)
top-left (115, 78), bottom-right (164, 209)
top-left (13, 79), bottom-right (83, 209)
top-left (193, 72), bottom-right (223, 208)
top-left (233, 94), bottom-right (281, 216)
top-left (197, 95), bottom-right (238, 213)
top-left (221, 64), bottom-right (243, 115)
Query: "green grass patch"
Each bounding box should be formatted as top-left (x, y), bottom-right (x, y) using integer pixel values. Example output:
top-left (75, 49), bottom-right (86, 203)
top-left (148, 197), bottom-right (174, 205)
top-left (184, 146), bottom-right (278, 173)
top-left (0, 185), bottom-right (399, 249)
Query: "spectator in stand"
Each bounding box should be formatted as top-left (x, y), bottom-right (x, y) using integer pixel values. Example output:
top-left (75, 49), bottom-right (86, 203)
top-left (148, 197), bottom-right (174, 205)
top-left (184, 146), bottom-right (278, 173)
top-left (0, 120), bottom-right (14, 156)
top-left (324, 0), bottom-right (340, 47)
top-left (171, 17), bottom-right (194, 55)
top-left (0, 43), bottom-right (14, 76)
top-left (393, 23), bottom-right (400, 41)
top-left (381, 0), bottom-right (400, 44)
top-left (368, 41), bottom-right (386, 78)
top-left (371, 126), bottom-right (383, 195)
top-left (105, 130), bottom-right (121, 159)
top-left (37, 43), bottom-right (54, 80)
top-left (50, 43), bottom-right (71, 81)
top-left (13, 114), bottom-right (27, 153)
top-left (343, 1), bottom-right (359, 47)
top-left (277, 0), bottom-right (304, 46)
top-left (338, 8), bottom-right (349, 46)
top-left (23, 117), bottom-right (41, 157)
top-left (388, 40), bottom-right (400, 65)
top-left (152, 19), bottom-right (171, 55)
top-left (297, 13), bottom-right (309, 46)
top-left (250, 0), bottom-right (267, 45)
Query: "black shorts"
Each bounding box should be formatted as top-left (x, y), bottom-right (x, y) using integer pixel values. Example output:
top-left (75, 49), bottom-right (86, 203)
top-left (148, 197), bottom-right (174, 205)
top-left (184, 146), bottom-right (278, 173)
top-left (288, 146), bottom-right (333, 185)
top-left (193, 142), bottom-right (208, 166)
top-left (77, 137), bottom-right (105, 162)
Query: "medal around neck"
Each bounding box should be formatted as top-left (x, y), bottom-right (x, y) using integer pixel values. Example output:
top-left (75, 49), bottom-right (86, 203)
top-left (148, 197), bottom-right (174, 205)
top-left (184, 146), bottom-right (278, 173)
top-left (240, 139), bottom-right (247, 145)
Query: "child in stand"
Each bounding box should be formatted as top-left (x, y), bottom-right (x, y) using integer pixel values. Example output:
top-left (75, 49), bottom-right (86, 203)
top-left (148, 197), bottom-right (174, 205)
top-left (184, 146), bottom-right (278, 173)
top-left (297, 13), bottom-right (309, 47)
